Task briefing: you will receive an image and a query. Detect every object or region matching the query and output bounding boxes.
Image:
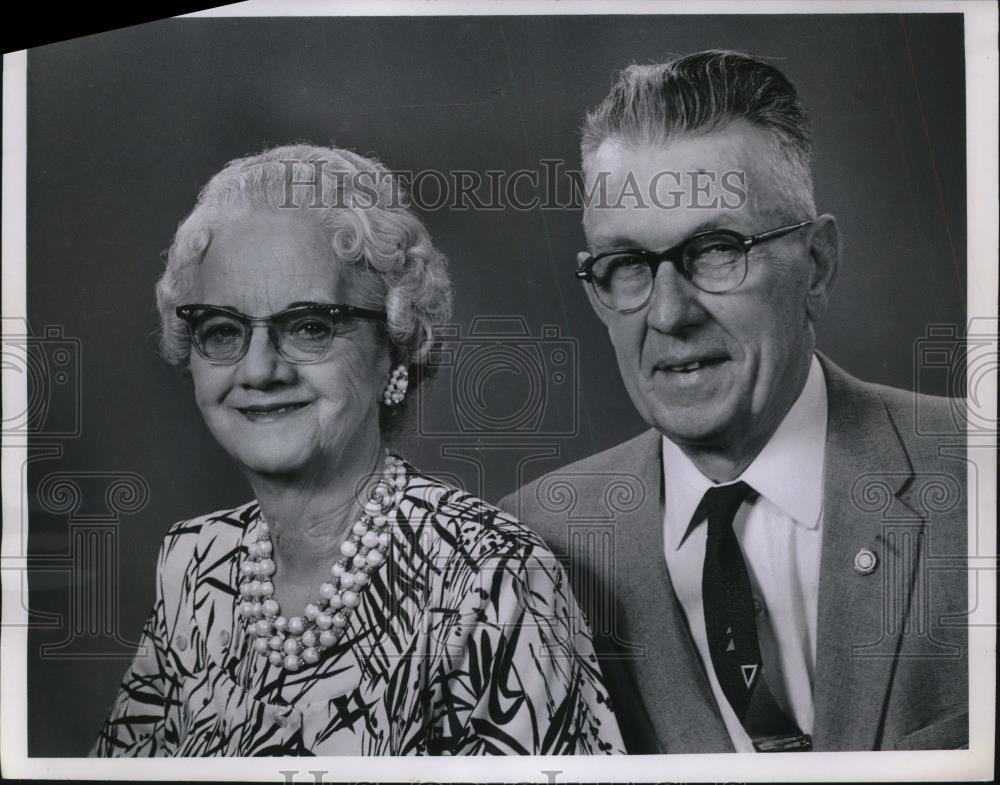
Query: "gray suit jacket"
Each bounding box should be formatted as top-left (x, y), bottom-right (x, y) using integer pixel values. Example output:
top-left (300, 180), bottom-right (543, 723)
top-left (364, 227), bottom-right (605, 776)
top-left (499, 356), bottom-right (968, 752)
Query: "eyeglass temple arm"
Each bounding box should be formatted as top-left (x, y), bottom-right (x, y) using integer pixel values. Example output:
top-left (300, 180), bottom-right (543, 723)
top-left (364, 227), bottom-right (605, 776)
top-left (340, 305), bottom-right (389, 322)
top-left (744, 219), bottom-right (813, 249)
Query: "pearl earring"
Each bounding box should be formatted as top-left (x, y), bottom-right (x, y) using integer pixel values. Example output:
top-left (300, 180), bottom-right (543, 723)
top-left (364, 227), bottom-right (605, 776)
top-left (382, 365), bottom-right (408, 406)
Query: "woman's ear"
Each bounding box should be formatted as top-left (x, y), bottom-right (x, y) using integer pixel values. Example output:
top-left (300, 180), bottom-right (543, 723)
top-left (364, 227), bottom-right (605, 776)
top-left (389, 340), bottom-right (410, 370)
top-left (804, 214), bottom-right (839, 323)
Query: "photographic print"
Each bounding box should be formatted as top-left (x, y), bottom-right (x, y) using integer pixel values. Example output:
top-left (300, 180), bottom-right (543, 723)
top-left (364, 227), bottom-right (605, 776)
top-left (2, 1), bottom-right (995, 781)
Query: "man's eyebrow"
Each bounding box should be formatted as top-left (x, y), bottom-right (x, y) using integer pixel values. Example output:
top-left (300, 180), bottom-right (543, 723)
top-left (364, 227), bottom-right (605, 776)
top-left (591, 218), bottom-right (745, 252)
top-left (591, 234), bottom-right (643, 251)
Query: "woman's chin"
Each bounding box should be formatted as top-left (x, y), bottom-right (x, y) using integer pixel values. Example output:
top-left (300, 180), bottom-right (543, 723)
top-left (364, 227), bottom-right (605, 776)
top-left (228, 444), bottom-right (315, 478)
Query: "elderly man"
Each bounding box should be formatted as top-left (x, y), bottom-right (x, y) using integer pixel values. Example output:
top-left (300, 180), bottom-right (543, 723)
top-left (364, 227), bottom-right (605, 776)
top-left (500, 51), bottom-right (967, 753)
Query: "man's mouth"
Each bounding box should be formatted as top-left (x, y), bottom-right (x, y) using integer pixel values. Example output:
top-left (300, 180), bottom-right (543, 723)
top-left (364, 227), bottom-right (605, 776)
top-left (666, 361), bottom-right (706, 372)
top-left (659, 356), bottom-right (727, 373)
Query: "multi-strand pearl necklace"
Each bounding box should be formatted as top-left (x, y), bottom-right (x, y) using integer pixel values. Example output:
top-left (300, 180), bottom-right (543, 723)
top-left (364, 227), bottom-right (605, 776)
top-left (238, 452), bottom-right (406, 672)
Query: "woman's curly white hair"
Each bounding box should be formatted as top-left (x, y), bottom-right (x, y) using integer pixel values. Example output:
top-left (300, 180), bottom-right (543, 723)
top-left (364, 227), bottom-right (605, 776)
top-left (155, 144), bottom-right (452, 378)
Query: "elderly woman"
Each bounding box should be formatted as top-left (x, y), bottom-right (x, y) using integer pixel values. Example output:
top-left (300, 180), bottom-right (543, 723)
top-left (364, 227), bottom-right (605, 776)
top-left (91, 144), bottom-right (623, 756)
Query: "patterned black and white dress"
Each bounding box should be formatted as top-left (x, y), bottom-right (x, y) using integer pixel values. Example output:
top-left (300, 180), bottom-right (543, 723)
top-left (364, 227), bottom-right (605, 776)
top-left (93, 465), bottom-right (624, 756)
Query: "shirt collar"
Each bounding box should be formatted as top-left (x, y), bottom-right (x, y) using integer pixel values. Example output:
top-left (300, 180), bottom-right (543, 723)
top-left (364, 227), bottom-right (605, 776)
top-left (663, 355), bottom-right (829, 551)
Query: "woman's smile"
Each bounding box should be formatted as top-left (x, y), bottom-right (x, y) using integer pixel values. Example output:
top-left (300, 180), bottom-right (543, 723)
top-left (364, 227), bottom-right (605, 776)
top-left (235, 400), bottom-right (312, 423)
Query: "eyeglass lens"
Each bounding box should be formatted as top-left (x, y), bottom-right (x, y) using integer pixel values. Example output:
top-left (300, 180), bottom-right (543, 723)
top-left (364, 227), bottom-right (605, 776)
top-left (190, 307), bottom-right (337, 362)
top-left (592, 232), bottom-right (746, 310)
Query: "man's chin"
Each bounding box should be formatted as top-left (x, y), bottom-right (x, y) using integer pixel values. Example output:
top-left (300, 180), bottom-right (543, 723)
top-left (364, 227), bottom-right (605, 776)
top-left (644, 402), bottom-right (736, 449)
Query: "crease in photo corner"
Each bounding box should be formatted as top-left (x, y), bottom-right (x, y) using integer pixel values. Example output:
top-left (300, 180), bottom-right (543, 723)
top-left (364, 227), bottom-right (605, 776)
top-left (1, 3), bottom-right (996, 782)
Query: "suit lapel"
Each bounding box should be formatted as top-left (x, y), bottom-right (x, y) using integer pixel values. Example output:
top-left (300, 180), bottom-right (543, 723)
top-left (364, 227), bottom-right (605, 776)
top-left (813, 357), bottom-right (921, 749)
top-left (613, 429), bottom-right (733, 753)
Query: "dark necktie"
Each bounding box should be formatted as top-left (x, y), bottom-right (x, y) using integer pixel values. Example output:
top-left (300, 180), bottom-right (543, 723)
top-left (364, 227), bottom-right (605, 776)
top-left (699, 481), bottom-right (812, 752)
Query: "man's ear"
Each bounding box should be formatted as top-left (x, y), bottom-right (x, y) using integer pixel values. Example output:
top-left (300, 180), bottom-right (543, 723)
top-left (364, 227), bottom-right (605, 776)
top-left (578, 250), bottom-right (612, 327)
top-left (804, 214), bottom-right (839, 323)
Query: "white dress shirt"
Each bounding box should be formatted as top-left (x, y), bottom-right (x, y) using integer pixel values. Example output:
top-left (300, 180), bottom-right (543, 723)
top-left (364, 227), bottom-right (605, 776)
top-left (662, 355), bottom-right (828, 752)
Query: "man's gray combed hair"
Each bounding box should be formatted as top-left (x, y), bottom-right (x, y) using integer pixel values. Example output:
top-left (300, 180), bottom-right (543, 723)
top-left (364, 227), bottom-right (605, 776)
top-left (581, 50), bottom-right (816, 215)
top-left (155, 143), bottom-right (453, 374)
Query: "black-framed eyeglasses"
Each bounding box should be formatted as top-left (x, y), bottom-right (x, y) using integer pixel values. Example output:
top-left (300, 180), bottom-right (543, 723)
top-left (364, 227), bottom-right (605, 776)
top-left (575, 220), bottom-right (813, 312)
top-left (176, 303), bottom-right (388, 365)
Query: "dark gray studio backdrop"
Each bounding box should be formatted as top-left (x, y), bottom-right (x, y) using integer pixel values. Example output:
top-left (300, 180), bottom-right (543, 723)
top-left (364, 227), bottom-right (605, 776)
top-left (25, 15), bottom-right (965, 755)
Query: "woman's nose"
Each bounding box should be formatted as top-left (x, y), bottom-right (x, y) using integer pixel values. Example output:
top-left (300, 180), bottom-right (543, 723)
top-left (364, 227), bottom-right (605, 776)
top-left (235, 326), bottom-right (296, 386)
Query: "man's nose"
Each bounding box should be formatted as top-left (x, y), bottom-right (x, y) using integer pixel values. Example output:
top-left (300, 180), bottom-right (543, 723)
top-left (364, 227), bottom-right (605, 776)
top-left (645, 263), bottom-right (709, 334)
top-left (235, 326), bottom-right (296, 386)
